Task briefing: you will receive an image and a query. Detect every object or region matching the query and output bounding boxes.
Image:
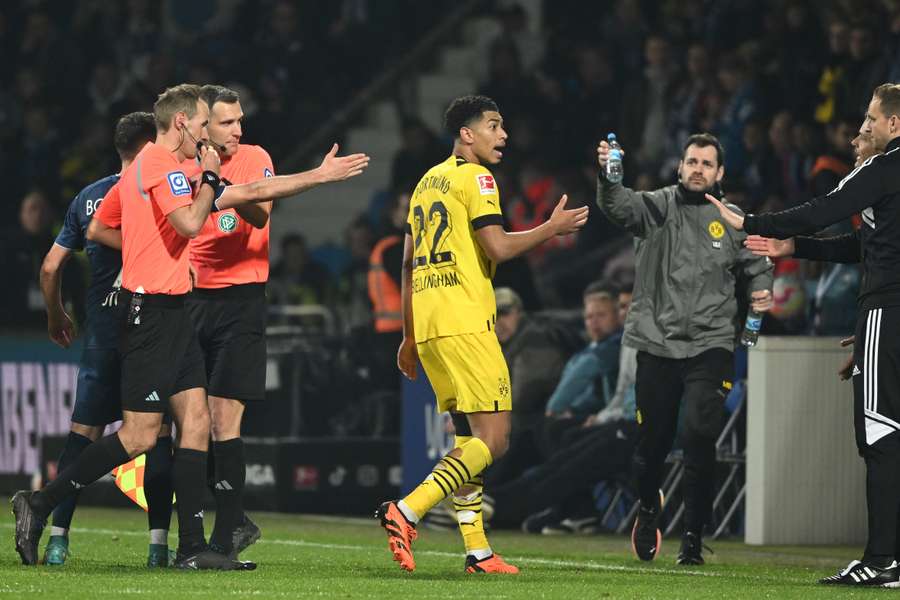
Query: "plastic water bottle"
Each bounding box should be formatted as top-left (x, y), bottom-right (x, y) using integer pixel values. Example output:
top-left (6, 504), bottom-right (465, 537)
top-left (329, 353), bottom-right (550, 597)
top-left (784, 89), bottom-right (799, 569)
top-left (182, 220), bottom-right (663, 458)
top-left (606, 133), bottom-right (624, 183)
top-left (740, 309), bottom-right (763, 347)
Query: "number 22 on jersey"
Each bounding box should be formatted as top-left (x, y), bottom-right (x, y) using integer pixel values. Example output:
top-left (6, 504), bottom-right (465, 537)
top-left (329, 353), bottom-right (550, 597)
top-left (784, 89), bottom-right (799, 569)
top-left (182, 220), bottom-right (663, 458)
top-left (412, 201), bottom-right (456, 269)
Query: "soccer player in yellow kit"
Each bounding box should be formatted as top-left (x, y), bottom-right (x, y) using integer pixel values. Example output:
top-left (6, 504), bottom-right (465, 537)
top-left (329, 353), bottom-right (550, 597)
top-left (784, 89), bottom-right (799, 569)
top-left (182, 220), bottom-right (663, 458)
top-left (376, 95), bottom-right (589, 573)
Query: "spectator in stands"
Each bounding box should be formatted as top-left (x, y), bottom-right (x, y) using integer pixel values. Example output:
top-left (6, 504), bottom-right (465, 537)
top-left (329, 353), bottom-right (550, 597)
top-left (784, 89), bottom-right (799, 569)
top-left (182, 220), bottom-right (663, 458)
top-left (491, 287), bottom-right (638, 532)
top-left (663, 43), bottom-right (716, 179)
top-left (22, 105), bottom-right (61, 203)
top-left (268, 233), bottom-right (334, 306)
top-left (837, 21), bottom-right (888, 118)
top-left (389, 119), bottom-right (445, 192)
top-left (540, 287), bottom-right (622, 456)
top-left (544, 288), bottom-right (621, 420)
top-left (714, 54), bottom-right (759, 175)
top-left (621, 35), bottom-right (678, 176)
top-left (563, 47), bottom-right (618, 167)
top-left (485, 287), bottom-right (575, 486)
top-left (1, 190), bottom-right (83, 330)
top-left (367, 191), bottom-right (408, 391)
top-left (337, 216), bottom-right (374, 332)
top-left (815, 18), bottom-right (851, 123)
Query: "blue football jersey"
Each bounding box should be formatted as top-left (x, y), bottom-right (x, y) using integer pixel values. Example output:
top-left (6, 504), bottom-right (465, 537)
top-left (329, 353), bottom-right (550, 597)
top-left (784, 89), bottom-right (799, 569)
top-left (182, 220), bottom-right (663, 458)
top-left (55, 174), bottom-right (122, 350)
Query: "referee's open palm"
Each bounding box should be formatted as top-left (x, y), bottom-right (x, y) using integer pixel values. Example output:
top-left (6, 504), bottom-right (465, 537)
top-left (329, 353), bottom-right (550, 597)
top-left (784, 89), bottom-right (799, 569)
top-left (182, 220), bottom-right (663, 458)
top-left (318, 143), bottom-right (370, 182)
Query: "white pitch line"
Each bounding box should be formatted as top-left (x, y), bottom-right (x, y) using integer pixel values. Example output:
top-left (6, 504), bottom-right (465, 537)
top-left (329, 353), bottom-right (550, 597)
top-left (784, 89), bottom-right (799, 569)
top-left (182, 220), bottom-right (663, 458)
top-left (0, 522), bottom-right (813, 583)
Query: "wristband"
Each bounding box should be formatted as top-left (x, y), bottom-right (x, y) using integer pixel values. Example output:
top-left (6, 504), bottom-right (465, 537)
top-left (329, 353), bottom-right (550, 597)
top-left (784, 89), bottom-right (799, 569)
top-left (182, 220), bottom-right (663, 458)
top-left (200, 170), bottom-right (220, 191)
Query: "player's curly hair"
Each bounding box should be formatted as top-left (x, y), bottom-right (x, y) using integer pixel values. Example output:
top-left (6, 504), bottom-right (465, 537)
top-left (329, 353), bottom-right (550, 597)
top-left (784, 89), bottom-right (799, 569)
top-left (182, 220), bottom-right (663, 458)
top-left (444, 95), bottom-right (499, 138)
top-left (114, 112), bottom-right (155, 162)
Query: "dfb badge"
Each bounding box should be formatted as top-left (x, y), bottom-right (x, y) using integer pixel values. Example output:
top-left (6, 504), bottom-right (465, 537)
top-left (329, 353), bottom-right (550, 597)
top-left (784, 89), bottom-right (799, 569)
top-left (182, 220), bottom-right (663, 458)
top-left (217, 212), bottom-right (238, 233)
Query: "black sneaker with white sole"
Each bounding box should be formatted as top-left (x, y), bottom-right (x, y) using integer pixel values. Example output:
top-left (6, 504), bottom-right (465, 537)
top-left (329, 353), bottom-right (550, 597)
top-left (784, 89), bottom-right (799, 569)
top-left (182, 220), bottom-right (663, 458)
top-left (11, 491), bottom-right (47, 566)
top-left (173, 546), bottom-right (257, 571)
top-left (819, 560), bottom-right (900, 587)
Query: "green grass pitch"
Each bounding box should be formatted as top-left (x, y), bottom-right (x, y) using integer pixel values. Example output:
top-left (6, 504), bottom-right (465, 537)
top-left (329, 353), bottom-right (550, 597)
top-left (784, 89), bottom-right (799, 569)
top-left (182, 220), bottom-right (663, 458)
top-left (0, 499), bottom-right (881, 599)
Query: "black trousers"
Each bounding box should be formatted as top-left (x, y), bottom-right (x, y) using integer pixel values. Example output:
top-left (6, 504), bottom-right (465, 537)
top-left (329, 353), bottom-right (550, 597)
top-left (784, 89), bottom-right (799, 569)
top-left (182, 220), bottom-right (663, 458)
top-left (632, 348), bottom-right (733, 535)
top-left (852, 306), bottom-right (900, 565)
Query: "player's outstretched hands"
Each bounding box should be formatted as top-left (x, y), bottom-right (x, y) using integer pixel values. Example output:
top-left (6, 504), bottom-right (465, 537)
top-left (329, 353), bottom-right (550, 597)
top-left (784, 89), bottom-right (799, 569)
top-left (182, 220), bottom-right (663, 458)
top-left (744, 235), bottom-right (794, 258)
top-left (199, 144), bottom-right (221, 175)
top-left (549, 194), bottom-right (589, 235)
top-left (704, 193), bottom-right (744, 230)
top-left (48, 309), bottom-right (75, 348)
top-left (397, 337), bottom-right (418, 380)
top-left (318, 143), bottom-right (370, 182)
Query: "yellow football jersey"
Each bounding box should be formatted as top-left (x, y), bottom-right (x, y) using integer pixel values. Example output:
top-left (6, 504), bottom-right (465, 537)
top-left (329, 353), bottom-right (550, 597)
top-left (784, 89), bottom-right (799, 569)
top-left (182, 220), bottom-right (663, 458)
top-left (407, 155), bottom-right (503, 342)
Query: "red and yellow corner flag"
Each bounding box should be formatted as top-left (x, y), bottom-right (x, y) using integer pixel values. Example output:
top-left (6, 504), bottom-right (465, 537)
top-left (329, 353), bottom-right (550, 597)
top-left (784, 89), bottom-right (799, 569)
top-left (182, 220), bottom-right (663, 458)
top-left (112, 454), bottom-right (148, 511)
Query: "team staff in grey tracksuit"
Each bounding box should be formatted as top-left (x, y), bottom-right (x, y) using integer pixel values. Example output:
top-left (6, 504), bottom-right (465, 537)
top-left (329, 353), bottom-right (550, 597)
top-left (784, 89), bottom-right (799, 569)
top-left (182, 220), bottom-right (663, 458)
top-left (597, 133), bottom-right (774, 565)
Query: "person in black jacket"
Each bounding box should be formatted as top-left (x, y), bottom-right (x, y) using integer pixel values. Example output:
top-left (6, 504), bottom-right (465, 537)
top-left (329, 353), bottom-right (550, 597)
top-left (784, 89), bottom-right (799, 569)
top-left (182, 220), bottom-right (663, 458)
top-left (707, 83), bottom-right (900, 588)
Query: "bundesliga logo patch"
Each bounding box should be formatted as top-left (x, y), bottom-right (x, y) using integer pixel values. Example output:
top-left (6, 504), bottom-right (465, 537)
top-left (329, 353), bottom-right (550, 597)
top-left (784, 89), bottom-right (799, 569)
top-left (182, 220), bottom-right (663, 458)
top-left (167, 171), bottom-right (191, 196)
top-left (477, 174), bottom-right (496, 195)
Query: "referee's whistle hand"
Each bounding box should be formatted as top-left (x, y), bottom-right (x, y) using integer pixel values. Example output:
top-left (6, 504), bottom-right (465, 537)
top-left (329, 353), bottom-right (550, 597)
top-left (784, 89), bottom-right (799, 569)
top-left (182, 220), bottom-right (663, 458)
top-left (199, 145), bottom-right (221, 174)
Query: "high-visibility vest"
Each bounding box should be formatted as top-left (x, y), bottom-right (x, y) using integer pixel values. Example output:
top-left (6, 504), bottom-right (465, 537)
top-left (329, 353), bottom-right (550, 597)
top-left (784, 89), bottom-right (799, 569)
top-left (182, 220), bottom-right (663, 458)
top-left (368, 235), bottom-right (403, 333)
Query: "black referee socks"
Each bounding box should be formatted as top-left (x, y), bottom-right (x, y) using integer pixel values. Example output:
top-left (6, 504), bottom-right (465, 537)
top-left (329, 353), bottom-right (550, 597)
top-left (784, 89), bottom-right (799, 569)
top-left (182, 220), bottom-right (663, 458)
top-left (145, 436), bottom-right (174, 532)
top-left (173, 448), bottom-right (208, 554)
top-left (50, 431), bottom-right (95, 529)
top-left (210, 438), bottom-right (246, 553)
top-left (34, 433), bottom-right (130, 518)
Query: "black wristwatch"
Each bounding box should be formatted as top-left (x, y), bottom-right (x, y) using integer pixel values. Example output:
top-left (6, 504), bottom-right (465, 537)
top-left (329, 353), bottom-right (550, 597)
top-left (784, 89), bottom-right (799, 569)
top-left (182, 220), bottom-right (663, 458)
top-left (200, 170), bottom-right (221, 191)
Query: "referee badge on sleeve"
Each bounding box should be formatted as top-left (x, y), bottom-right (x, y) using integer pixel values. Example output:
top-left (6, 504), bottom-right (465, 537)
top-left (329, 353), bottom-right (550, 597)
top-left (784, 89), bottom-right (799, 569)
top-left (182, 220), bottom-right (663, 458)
top-left (167, 171), bottom-right (191, 196)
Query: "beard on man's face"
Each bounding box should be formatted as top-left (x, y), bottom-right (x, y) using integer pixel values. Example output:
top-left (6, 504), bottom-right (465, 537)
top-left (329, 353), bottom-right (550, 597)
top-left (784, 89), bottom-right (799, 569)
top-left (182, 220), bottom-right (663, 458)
top-left (680, 172), bottom-right (715, 192)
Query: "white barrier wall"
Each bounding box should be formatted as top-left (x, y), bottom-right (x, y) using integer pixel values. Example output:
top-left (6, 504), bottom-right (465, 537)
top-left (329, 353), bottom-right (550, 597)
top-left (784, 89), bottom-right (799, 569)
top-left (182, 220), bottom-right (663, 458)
top-left (746, 336), bottom-right (866, 545)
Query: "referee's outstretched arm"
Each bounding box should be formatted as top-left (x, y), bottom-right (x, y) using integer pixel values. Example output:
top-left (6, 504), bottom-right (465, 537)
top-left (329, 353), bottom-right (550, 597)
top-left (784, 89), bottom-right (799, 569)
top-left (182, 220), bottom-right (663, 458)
top-left (215, 143), bottom-right (369, 209)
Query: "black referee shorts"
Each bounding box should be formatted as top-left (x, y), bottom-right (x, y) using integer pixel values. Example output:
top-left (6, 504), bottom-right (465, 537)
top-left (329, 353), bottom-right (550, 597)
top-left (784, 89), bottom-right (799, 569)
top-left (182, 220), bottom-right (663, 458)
top-left (119, 291), bottom-right (207, 414)
top-left (187, 283), bottom-right (267, 403)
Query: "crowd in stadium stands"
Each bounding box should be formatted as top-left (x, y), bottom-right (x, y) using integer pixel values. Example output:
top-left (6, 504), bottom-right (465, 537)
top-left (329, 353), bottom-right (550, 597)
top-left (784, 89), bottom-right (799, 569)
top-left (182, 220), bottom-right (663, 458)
top-left (0, 0), bottom-right (450, 327)
top-left (0, 0), bottom-right (884, 461)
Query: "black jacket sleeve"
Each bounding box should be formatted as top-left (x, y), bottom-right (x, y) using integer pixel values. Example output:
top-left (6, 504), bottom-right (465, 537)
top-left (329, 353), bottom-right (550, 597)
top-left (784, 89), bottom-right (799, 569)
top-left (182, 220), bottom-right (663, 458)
top-left (793, 230), bottom-right (862, 264)
top-left (743, 157), bottom-right (883, 239)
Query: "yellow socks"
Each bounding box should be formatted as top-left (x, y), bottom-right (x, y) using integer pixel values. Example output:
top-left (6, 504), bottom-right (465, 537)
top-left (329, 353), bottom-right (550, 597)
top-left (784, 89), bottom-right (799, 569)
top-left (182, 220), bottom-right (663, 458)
top-left (450, 435), bottom-right (490, 555)
top-left (402, 436), bottom-right (493, 521)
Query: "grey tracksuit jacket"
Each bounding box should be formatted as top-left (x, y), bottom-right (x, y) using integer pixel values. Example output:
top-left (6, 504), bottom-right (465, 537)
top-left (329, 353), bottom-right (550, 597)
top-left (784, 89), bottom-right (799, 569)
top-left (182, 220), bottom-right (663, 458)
top-left (597, 178), bottom-right (774, 359)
